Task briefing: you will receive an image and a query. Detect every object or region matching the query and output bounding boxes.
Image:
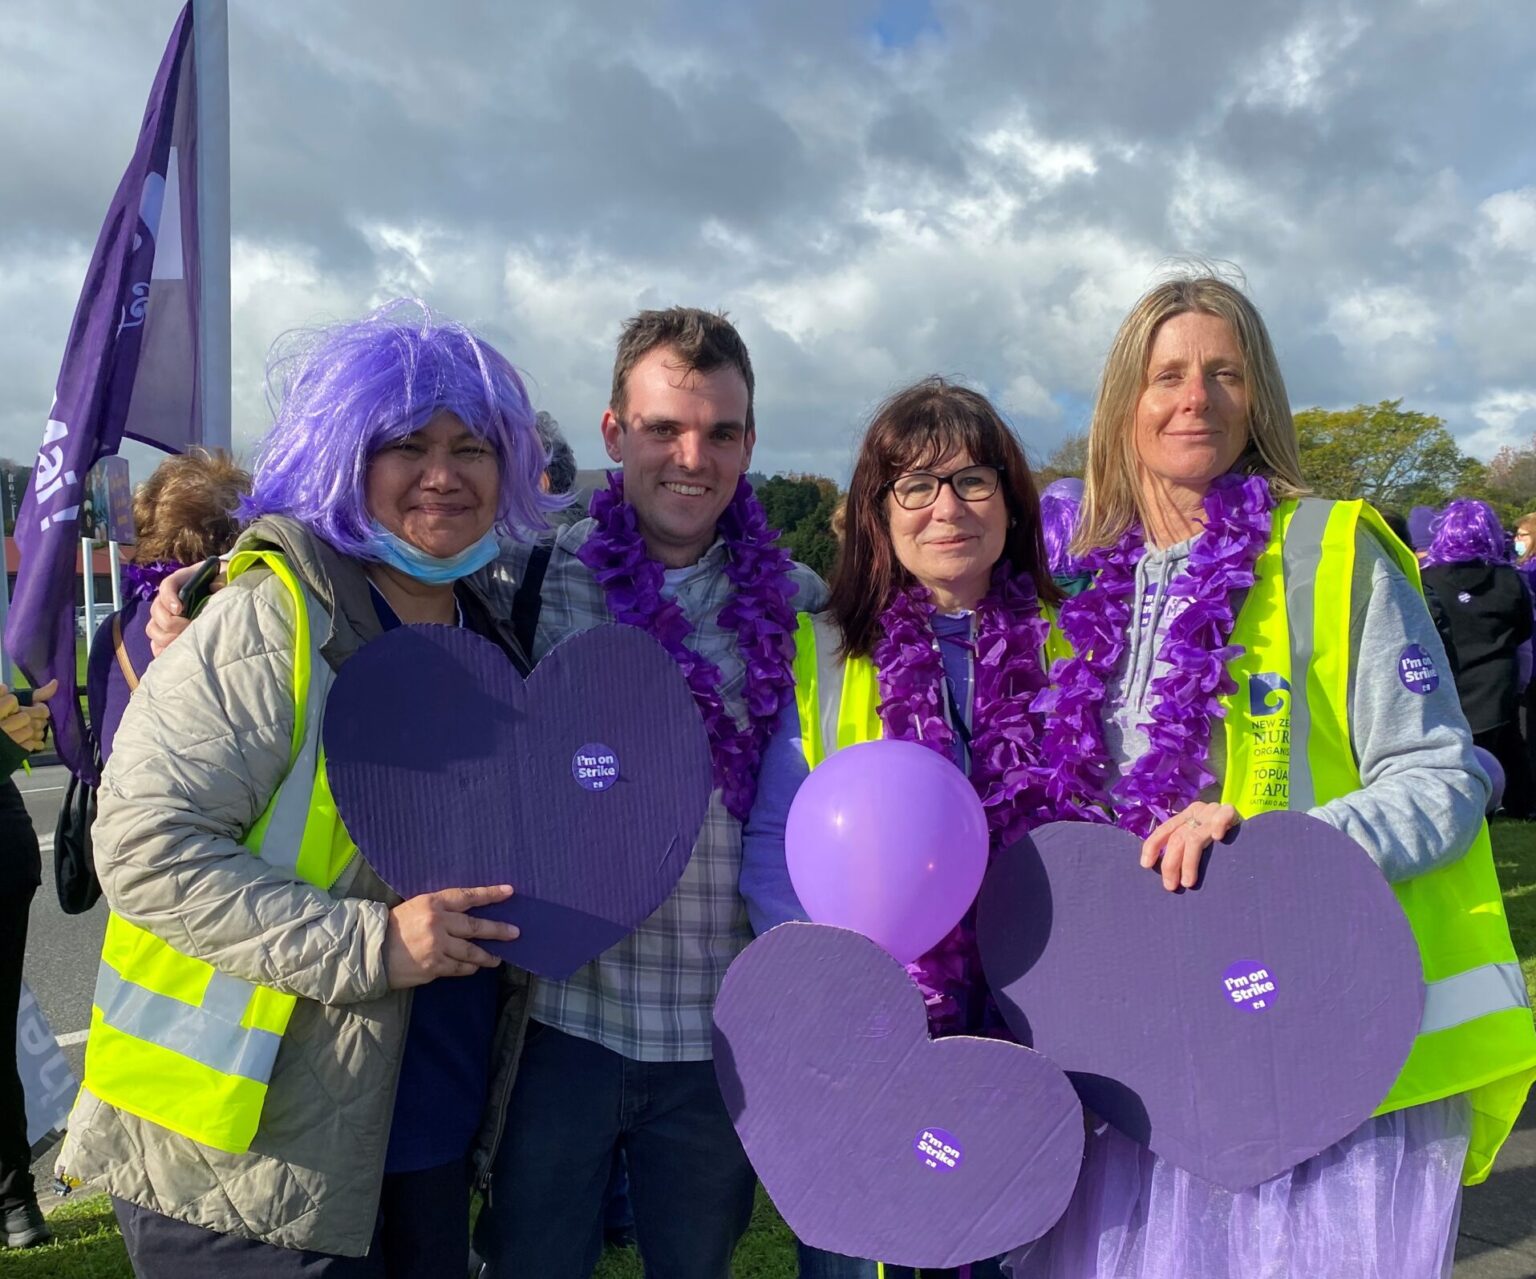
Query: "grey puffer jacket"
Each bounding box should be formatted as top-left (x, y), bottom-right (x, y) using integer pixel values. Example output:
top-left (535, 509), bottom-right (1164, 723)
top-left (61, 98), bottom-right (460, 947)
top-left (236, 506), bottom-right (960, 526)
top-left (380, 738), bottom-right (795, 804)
top-left (60, 515), bottom-right (534, 1256)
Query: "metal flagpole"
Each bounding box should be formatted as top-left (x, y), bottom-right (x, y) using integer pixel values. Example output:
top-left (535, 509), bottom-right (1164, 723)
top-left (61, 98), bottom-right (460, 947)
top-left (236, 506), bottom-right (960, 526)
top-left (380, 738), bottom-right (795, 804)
top-left (80, 537), bottom-right (97, 647)
top-left (193, 0), bottom-right (231, 453)
top-left (108, 540), bottom-right (124, 613)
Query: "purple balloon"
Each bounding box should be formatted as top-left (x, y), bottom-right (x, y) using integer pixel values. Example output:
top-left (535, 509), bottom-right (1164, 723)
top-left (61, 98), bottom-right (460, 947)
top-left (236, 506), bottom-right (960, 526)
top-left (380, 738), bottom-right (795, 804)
top-left (322, 623), bottom-right (712, 980)
top-left (977, 813), bottom-right (1424, 1190)
top-left (1473, 745), bottom-right (1506, 815)
top-left (786, 740), bottom-right (989, 964)
top-left (714, 923), bottom-right (1083, 1267)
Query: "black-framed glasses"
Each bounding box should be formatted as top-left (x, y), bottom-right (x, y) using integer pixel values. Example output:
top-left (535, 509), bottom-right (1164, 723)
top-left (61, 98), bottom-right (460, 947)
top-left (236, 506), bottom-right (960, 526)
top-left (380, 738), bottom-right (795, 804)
top-left (885, 464), bottom-right (1003, 510)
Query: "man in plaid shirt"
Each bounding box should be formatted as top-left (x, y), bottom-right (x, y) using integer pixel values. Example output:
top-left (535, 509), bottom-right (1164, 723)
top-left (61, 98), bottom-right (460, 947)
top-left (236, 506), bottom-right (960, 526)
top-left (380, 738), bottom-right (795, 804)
top-left (473, 308), bottom-right (826, 1277)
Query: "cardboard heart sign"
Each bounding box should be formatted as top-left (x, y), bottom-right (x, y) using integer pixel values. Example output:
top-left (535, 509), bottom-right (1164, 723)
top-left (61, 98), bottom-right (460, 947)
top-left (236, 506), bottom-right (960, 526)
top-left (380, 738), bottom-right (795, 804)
top-left (323, 623), bottom-right (711, 980)
top-left (714, 923), bottom-right (1083, 1268)
top-left (976, 812), bottom-right (1425, 1190)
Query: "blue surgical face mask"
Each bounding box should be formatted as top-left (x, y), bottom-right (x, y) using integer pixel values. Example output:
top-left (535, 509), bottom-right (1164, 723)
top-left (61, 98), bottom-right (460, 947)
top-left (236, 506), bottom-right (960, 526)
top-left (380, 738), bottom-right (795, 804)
top-left (366, 520), bottom-right (501, 584)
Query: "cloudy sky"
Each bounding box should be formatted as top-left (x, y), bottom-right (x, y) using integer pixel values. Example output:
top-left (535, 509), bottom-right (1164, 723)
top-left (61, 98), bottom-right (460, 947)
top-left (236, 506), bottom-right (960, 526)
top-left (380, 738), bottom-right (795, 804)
top-left (3, 0), bottom-right (1533, 484)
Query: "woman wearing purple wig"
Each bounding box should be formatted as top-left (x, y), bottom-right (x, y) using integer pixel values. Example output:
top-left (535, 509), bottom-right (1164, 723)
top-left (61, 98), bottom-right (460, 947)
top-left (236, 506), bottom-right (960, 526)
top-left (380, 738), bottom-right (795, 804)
top-left (59, 300), bottom-right (561, 1276)
top-left (1420, 498), bottom-right (1534, 818)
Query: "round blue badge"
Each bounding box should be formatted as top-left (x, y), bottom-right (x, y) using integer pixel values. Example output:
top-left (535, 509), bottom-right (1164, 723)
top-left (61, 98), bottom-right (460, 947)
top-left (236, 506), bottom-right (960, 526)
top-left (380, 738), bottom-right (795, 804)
top-left (1397, 644), bottom-right (1439, 695)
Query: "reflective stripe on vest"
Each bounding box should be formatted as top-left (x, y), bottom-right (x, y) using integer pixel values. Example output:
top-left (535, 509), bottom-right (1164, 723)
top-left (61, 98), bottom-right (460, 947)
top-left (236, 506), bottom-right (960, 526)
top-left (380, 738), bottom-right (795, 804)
top-left (1216, 497), bottom-right (1536, 1184)
top-left (80, 550), bottom-right (357, 1154)
top-left (91, 964), bottom-right (282, 1082)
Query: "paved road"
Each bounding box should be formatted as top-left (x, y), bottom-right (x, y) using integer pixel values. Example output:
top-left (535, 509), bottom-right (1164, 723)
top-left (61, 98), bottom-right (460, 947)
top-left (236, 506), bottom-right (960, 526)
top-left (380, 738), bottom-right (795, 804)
top-left (13, 764), bottom-right (1536, 1273)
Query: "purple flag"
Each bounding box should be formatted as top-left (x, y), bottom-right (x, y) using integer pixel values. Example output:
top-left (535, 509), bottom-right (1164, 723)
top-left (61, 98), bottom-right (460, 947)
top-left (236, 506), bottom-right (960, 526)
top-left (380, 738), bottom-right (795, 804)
top-left (5, 4), bottom-right (199, 779)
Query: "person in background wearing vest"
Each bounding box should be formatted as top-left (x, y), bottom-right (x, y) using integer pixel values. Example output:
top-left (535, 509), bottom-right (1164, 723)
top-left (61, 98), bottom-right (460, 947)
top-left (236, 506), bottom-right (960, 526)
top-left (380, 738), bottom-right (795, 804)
top-left (60, 299), bottom-right (562, 1277)
top-left (85, 449), bottom-right (250, 766)
top-left (1419, 499), bottom-right (1535, 819)
top-left (740, 378), bottom-right (1063, 1279)
top-left (1004, 274), bottom-right (1536, 1279)
top-left (0, 678), bottom-right (58, 1250)
top-left (468, 308), bottom-right (826, 1278)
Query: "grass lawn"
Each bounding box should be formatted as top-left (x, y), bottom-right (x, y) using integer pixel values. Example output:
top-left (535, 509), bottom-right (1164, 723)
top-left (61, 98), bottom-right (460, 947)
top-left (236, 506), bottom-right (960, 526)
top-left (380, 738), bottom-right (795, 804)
top-left (14, 821), bottom-right (1536, 1277)
top-left (1489, 816), bottom-right (1536, 1000)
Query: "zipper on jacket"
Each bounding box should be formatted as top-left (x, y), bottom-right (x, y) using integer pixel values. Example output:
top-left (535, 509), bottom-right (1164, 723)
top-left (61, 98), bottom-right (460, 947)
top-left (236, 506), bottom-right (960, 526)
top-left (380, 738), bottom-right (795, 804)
top-left (477, 977), bottom-right (537, 1201)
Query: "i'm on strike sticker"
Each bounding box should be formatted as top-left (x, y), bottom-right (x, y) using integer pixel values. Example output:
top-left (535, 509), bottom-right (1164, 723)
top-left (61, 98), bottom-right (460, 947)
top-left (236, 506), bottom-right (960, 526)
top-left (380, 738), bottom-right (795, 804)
top-left (1222, 960), bottom-right (1277, 1012)
top-left (572, 743), bottom-right (619, 792)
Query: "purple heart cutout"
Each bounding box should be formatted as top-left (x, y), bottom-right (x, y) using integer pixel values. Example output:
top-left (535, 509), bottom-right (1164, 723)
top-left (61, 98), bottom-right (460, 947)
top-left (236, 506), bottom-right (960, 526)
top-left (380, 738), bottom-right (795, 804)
top-left (322, 623), bottom-right (711, 979)
top-left (976, 812), bottom-right (1425, 1190)
top-left (713, 923), bottom-right (1083, 1268)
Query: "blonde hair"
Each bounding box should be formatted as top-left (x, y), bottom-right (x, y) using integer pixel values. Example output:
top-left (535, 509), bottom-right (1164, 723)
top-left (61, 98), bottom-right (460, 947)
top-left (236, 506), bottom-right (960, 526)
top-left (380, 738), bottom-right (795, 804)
top-left (1074, 274), bottom-right (1308, 553)
top-left (132, 448), bottom-right (251, 564)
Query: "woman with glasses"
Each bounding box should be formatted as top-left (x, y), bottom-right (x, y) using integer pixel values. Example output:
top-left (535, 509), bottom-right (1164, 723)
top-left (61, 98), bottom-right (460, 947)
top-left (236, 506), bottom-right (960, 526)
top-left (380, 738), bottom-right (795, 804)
top-left (741, 376), bottom-right (1062, 1279)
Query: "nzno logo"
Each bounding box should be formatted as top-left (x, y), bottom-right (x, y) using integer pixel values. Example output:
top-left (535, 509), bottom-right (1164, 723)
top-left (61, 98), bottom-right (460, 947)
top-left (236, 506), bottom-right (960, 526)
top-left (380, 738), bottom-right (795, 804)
top-left (1249, 673), bottom-right (1290, 717)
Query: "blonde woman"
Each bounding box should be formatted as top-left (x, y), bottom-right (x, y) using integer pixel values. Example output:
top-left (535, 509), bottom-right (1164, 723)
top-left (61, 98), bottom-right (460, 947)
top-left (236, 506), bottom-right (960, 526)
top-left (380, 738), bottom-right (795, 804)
top-left (1007, 275), bottom-right (1535, 1278)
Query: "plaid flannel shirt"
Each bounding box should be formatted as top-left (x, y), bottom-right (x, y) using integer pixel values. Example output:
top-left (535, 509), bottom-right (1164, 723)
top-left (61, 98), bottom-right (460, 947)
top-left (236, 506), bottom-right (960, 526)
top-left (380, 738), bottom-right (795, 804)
top-left (480, 518), bottom-right (826, 1061)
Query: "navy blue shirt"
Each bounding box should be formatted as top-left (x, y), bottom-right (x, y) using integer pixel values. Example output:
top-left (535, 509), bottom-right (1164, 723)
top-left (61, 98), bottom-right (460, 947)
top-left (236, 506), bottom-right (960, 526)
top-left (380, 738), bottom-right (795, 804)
top-left (371, 584), bottom-right (503, 1174)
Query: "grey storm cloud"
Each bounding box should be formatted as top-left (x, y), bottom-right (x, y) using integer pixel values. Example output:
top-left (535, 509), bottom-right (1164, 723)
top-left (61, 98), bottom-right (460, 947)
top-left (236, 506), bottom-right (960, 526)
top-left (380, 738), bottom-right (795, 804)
top-left (1, 0), bottom-right (1532, 484)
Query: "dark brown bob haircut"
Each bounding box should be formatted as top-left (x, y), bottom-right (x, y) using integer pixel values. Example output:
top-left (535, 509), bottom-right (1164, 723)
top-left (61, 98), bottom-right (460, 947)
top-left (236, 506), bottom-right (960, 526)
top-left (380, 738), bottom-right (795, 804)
top-left (829, 377), bottom-right (1059, 659)
top-left (610, 307), bottom-right (756, 433)
top-left (132, 448), bottom-right (250, 565)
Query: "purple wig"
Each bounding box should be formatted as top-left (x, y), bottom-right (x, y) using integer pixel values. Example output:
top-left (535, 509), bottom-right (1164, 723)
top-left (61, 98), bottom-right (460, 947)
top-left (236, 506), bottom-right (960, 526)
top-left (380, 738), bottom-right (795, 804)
top-left (1422, 498), bottom-right (1508, 568)
top-left (242, 298), bottom-right (562, 557)
top-left (1039, 477), bottom-right (1085, 577)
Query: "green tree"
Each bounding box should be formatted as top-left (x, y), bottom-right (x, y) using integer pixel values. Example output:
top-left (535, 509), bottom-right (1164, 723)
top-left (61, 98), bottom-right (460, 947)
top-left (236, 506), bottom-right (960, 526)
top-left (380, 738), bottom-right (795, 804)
top-left (1474, 438), bottom-right (1536, 526)
top-left (1036, 432), bottom-right (1089, 485)
top-left (1293, 401), bottom-right (1484, 512)
top-left (757, 473), bottom-right (842, 580)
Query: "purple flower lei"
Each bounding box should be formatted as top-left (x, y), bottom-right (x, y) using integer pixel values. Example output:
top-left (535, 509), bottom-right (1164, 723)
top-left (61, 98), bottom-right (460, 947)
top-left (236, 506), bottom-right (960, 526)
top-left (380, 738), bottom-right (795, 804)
top-left (1037, 473), bottom-right (1275, 838)
top-left (872, 562), bottom-right (1053, 1033)
top-left (576, 473), bottom-right (800, 822)
top-left (122, 560), bottom-right (184, 602)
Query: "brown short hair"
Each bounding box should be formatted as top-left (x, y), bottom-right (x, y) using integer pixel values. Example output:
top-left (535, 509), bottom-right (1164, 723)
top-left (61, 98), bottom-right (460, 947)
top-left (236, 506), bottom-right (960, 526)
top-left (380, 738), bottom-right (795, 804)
top-left (829, 377), bottom-right (1060, 658)
top-left (132, 449), bottom-right (251, 564)
top-left (609, 307), bottom-right (756, 432)
top-left (1076, 273), bottom-right (1308, 554)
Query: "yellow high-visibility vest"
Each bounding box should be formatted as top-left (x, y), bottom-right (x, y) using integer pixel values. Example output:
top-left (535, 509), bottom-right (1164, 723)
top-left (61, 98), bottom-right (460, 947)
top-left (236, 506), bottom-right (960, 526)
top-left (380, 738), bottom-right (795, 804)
top-left (1212, 497), bottom-right (1536, 1184)
top-left (79, 550), bottom-right (358, 1154)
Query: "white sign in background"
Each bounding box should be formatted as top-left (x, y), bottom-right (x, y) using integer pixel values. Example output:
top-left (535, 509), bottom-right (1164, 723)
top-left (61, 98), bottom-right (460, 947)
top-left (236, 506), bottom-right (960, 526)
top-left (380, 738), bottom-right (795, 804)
top-left (18, 980), bottom-right (75, 1153)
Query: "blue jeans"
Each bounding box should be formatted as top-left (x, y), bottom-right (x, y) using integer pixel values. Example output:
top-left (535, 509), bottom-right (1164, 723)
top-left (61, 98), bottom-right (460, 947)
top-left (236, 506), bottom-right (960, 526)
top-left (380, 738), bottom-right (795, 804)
top-left (796, 1240), bottom-right (1009, 1278)
top-left (474, 1023), bottom-right (756, 1278)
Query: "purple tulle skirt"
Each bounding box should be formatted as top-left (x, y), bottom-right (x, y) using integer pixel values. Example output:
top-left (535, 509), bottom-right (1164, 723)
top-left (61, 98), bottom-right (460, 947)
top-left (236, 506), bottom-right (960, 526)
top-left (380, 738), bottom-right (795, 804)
top-left (1004, 1097), bottom-right (1469, 1279)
